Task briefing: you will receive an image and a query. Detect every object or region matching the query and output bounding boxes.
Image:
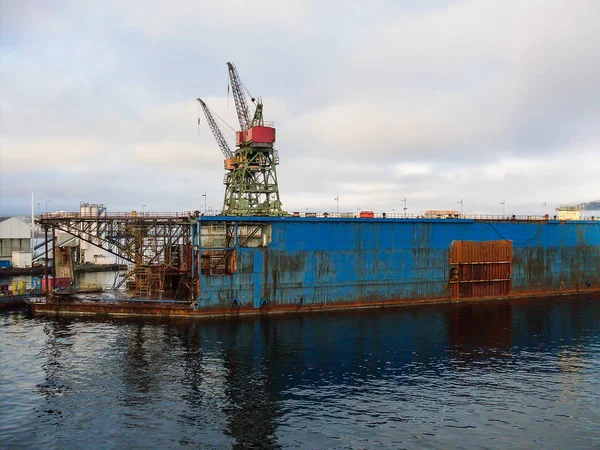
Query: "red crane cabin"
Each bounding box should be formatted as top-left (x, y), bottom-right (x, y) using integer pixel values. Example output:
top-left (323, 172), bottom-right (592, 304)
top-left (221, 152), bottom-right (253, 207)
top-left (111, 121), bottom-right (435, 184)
top-left (236, 126), bottom-right (276, 146)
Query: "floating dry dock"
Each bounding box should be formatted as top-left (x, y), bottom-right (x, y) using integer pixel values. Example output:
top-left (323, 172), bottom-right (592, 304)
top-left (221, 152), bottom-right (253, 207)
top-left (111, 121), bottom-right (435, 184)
top-left (29, 212), bottom-right (600, 318)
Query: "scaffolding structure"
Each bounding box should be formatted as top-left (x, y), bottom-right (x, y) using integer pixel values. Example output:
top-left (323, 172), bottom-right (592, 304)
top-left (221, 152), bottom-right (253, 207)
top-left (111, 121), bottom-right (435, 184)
top-left (38, 212), bottom-right (198, 301)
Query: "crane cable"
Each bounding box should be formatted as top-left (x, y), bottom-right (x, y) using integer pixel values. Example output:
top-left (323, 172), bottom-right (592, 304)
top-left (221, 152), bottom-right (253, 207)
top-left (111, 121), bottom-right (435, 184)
top-left (241, 79), bottom-right (257, 120)
top-left (204, 103), bottom-right (237, 140)
top-left (240, 78), bottom-right (253, 102)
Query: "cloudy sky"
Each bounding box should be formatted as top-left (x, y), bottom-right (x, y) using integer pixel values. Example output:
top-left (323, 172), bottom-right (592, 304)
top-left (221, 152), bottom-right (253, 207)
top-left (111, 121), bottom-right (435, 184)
top-left (1, 0), bottom-right (599, 216)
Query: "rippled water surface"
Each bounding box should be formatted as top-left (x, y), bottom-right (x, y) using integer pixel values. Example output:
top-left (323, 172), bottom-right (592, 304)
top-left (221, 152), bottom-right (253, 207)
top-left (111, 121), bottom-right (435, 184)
top-left (1, 296), bottom-right (599, 449)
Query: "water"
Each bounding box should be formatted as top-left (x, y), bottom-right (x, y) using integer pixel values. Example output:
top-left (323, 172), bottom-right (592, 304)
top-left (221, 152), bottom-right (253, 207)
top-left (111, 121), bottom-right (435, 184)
top-left (1, 296), bottom-right (599, 449)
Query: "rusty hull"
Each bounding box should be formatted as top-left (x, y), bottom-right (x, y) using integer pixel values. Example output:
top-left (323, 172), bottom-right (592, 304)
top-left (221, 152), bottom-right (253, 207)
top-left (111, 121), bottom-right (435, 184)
top-left (30, 216), bottom-right (600, 319)
top-left (29, 287), bottom-right (600, 319)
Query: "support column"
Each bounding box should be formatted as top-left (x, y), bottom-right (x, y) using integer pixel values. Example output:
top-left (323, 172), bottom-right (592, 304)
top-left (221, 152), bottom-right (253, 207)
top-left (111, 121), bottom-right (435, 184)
top-left (44, 227), bottom-right (49, 297)
top-left (52, 227), bottom-right (56, 296)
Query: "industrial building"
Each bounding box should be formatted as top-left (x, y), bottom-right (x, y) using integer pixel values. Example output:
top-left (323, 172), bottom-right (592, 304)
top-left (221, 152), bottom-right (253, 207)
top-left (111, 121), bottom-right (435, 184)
top-left (0, 207), bottom-right (115, 269)
top-left (0, 217), bottom-right (32, 268)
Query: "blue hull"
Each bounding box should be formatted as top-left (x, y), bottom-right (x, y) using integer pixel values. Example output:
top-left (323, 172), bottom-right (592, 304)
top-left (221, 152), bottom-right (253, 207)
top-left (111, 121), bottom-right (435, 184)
top-left (195, 217), bottom-right (600, 313)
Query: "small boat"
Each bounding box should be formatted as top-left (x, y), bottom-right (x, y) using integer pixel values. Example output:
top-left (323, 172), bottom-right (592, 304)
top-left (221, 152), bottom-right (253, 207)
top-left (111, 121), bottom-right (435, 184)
top-left (0, 293), bottom-right (36, 309)
top-left (0, 281), bottom-right (43, 309)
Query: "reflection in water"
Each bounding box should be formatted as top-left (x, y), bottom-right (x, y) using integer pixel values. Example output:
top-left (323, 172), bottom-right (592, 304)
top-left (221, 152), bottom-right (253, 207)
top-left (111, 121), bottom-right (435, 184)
top-left (448, 302), bottom-right (512, 364)
top-left (38, 319), bottom-right (75, 399)
top-left (221, 320), bottom-right (282, 448)
top-left (1, 295), bottom-right (600, 448)
top-left (178, 322), bottom-right (205, 408)
top-left (122, 324), bottom-right (153, 398)
top-left (556, 348), bottom-right (585, 404)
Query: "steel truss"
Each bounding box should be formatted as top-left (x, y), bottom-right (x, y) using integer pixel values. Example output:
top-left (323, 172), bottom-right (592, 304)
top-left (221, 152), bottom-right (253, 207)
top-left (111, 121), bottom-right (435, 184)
top-left (38, 214), bottom-right (197, 300)
top-left (223, 145), bottom-right (283, 215)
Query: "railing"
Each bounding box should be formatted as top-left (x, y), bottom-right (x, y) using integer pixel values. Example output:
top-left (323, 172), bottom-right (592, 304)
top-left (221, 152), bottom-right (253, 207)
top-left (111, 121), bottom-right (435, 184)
top-left (38, 211), bottom-right (600, 222)
top-left (39, 211), bottom-right (200, 220)
top-left (287, 212), bottom-right (600, 221)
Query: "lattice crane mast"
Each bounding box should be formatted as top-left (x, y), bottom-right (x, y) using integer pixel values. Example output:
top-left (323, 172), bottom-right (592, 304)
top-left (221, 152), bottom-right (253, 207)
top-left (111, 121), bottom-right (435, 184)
top-left (227, 62), bottom-right (266, 130)
top-left (196, 98), bottom-right (233, 159)
top-left (227, 62), bottom-right (252, 132)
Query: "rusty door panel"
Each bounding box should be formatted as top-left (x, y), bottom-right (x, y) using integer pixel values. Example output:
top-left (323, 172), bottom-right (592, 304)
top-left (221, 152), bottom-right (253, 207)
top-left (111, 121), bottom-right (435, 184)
top-left (449, 240), bottom-right (513, 299)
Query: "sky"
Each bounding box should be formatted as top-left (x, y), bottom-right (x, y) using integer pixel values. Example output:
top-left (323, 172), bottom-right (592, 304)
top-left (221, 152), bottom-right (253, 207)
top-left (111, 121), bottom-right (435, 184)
top-left (1, 0), bottom-right (599, 217)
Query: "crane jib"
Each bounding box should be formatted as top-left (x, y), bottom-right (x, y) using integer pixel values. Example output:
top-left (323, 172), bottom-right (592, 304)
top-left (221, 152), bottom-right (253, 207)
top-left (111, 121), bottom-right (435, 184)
top-left (196, 98), bottom-right (233, 159)
top-left (226, 62), bottom-right (252, 132)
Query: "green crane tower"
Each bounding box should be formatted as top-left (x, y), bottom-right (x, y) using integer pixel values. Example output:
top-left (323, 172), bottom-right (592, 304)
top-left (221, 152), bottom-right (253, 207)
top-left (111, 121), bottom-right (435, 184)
top-left (197, 63), bottom-right (284, 216)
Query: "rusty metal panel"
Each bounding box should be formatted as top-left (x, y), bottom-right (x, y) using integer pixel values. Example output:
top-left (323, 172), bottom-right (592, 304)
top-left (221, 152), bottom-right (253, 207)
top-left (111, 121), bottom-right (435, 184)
top-left (449, 240), bottom-right (513, 299)
top-left (450, 240), bottom-right (513, 264)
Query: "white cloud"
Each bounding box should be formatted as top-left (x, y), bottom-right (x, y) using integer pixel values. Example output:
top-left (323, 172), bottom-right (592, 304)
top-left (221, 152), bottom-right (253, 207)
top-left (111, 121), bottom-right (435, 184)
top-left (106, 0), bottom-right (317, 37)
top-left (1, 138), bottom-right (99, 170)
top-left (393, 163), bottom-right (432, 177)
top-left (132, 141), bottom-right (220, 167)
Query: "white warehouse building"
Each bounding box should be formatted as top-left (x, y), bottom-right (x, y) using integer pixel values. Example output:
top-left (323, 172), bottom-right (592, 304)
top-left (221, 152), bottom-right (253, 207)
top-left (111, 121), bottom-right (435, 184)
top-left (0, 217), bottom-right (32, 267)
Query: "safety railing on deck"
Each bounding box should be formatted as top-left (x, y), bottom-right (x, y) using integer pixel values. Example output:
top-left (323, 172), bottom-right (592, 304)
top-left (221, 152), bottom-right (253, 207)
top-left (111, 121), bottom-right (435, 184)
top-left (39, 211), bottom-right (199, 220)
top-left (289, 212), bottom-right (600, 221)
top-left (38, 211), bottom-right (600, 222)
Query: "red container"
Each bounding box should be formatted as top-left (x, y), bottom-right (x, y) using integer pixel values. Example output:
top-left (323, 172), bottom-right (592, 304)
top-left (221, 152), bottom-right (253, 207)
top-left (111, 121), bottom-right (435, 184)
top-left (360, 211), bottom-right (375, 218)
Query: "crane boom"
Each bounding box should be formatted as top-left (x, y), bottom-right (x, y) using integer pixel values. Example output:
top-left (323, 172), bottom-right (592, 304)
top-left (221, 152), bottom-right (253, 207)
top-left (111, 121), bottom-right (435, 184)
top-left (197, 98), bottom-right (233, 159)
top-left (226, 62), bottom-right (252, 131)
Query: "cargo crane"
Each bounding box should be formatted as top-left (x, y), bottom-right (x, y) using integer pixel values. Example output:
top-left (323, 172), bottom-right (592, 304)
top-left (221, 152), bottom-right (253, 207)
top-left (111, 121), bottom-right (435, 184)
top-left (198, 62), bottom-right (284, 216)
